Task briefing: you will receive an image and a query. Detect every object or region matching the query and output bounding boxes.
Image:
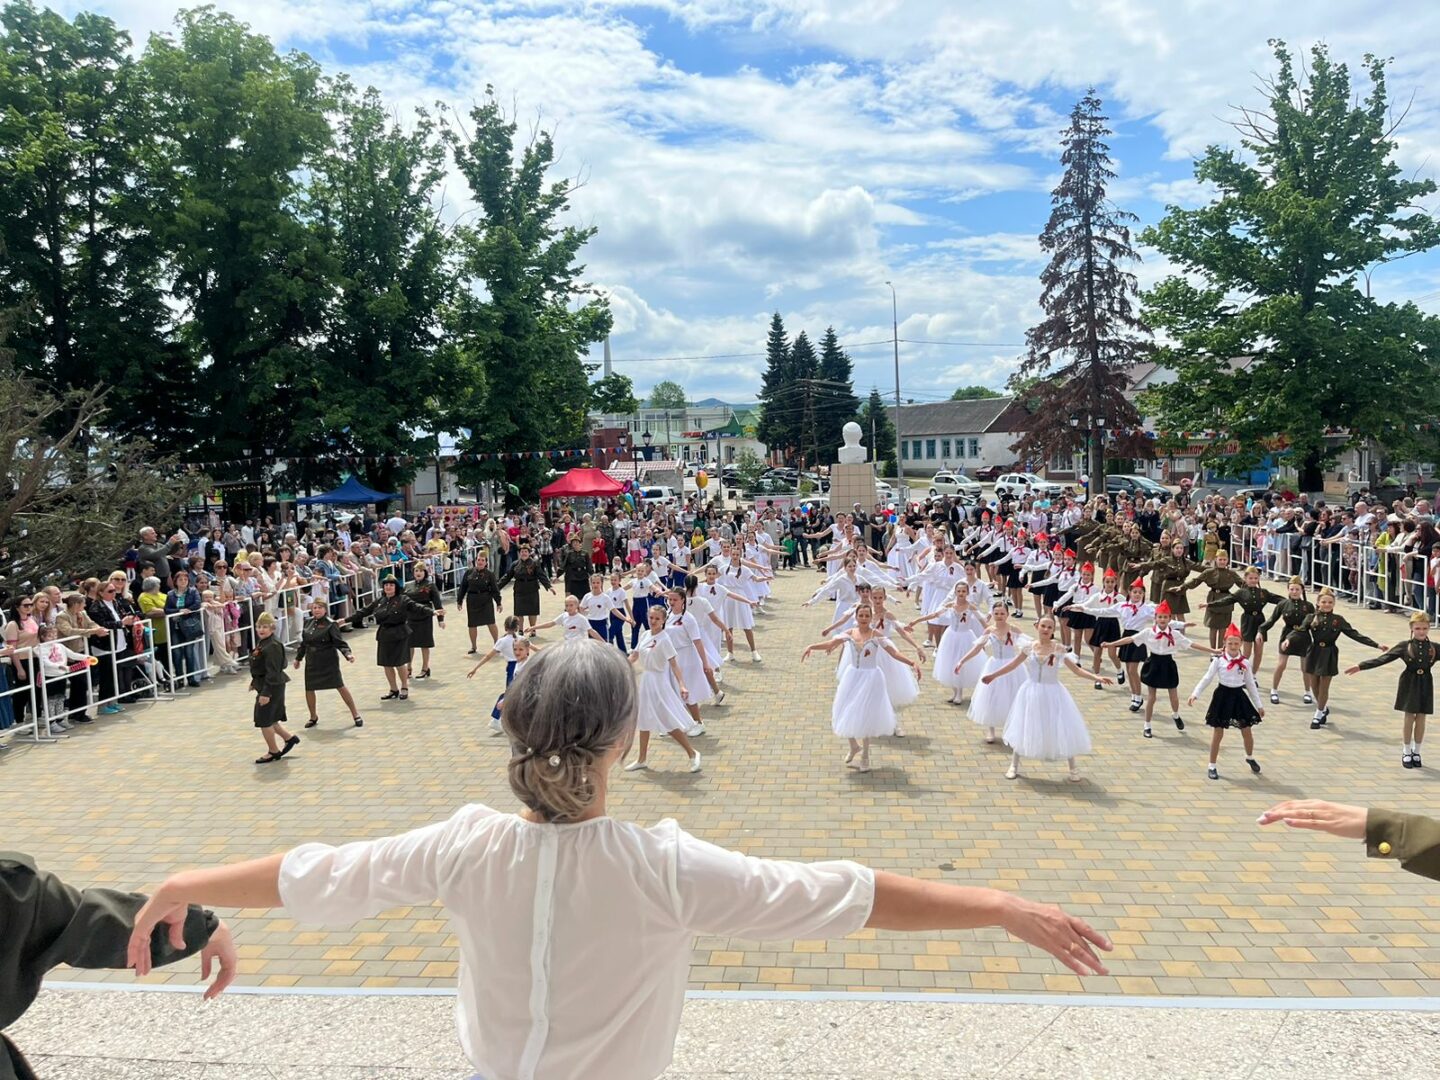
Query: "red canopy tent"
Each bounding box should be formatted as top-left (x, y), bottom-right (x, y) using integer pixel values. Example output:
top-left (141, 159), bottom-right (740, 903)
top-left (538, 467), bottom-right (625, 507)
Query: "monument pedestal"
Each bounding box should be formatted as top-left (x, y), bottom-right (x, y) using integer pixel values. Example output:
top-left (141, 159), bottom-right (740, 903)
top-left (829, 461), bottom-right (876, 512)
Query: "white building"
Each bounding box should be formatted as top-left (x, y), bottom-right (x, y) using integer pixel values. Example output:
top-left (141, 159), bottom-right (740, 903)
top-left (888, 397), bottom-right (1032, 475)
top-left (588, 401), bottom-right (766, 465)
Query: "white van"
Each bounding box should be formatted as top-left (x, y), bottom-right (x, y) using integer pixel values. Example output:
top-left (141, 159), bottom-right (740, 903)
top-left (639, 486), bottom-right (679, 507)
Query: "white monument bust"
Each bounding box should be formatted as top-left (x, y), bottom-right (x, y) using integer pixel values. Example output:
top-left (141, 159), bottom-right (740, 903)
top-left (836, 421), bottom-right (868, 464)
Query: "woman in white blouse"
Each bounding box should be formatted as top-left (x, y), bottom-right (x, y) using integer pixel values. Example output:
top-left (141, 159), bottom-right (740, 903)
top-left (125, 639), bottom-right (1112, 1080)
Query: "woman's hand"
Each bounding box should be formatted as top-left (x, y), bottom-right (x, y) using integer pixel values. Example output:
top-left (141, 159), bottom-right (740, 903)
top-left (258, 695), bottom-right (270, 707)
top-left (126, 884), bottom-right (192, 976)
top-left (1344, 665), bottom-right (1360, 676)
top-left (1257, 799), bottom-right (1366, 839)
top-left (198, 919), bottom-right (238, 1000)
top-left (1000, 897), bottom-right (1112, 976)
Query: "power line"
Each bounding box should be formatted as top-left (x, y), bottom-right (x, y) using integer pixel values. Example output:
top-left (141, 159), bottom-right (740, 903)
top-left (604, 336), bottom-right (1025, 364)
top-left (901, 338), bottom-right (1026, 347)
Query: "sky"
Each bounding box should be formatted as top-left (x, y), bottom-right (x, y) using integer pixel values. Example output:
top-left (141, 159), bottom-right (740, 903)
top-left (59, 0), bottom-right (1440, 410)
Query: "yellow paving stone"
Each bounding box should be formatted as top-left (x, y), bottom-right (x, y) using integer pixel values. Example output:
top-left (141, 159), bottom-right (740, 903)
top-left (1345, 947), bottom-right (1389, 963)
top-left (913, 955), bottom-right (949, 972)
top-left (1303, 980), bottom-right (1350, 996)
top-left (792, 940), bottom-right (827, 953)
top-left (1116, 977), bottom-right (1160, 995)
top-left (844, 954), bottom-right (879, 970)
top-left (926, 941), bottom-right (964, 955)
top-left (323, 960), bottom-right (363, 976)
top-left (1204, 947), bottom-right (1245, 963)
top-left (1272, 947), bottom-right (1316, 963)
top-left (1044, 975), bottom-right (1083, 992)
top-left (1228, 979), bottom-right (1275, 996)
top-left (709, 951), bottom-right (745, 966)
top-left (969, 972), bottom-right (1010, 990)
top-left (757, 968), bottom-right (793, 983)
top-left (421, 962), bottom-right (459, 978)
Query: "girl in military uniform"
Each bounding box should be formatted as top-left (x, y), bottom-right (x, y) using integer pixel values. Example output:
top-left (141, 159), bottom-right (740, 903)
top-left (1259, 577), bottom-right (1315, 705)
top-left (351, 576), bottom-right (437, 701)
top-left (1291, 588), bottom-right (1385, 729)
top-left (1132, 540), bottom-right (1199, 618)
top-left (1348, 611), bottom-right (1435, 768)
top-left (1200, 566), bottom-right (1284, 671)
top-left (294, 597), bottom-right (360, 729)
top-left (1185, 549), bottom-right (1245, 650)
top-left (404, 562), bottom-right (446, 681)
top-left (250, 612), bottom-right (298, 764)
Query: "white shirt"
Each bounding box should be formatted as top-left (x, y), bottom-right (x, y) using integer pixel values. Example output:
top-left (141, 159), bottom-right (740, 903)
top-left (492, 634), bottom-right (519, 663)
top-left (279, 806), bottom-right (874, 1080)
top-left (558, 613), bottom-right (590, 639)
top-left (578, 593), bottom-right (612, 621)
top-left (1192, 653), bottom-right (1264, 710)
top-left (386, 516), bottom-right (407, 536)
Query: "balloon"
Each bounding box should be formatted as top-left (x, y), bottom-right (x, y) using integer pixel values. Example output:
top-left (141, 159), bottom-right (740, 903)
top-left (624, 493), bottom-right (635, 509)
top-left (696, 470), bottom-right (708, 489)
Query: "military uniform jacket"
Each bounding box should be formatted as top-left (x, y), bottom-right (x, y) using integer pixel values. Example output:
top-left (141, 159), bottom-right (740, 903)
top-left (1367, 809), bottom-right (1440, 882)
top-left (1, 853), bottom-right (217, 1080)
top-left (1262, 597), bottom-right (1316, 655)
top-left (1206, 585), bottom-right (1284, 640)
top-left (1131, 554), bottom-right (1199, 614)
top-left (498, 558), bottom-right (551, 617)
top-left (1357, 638), bottom-right (1437, 715)
top-left (1298, 612), bottom-right (1381, 678)
top-left (1185, 566), bottom-right (1245, 629)
top-left (248, 636), bottom-right (289, 695)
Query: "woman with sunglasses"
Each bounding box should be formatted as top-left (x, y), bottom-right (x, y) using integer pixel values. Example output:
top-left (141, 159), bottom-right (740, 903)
top-left (85, 580), bottom-right (138, 713)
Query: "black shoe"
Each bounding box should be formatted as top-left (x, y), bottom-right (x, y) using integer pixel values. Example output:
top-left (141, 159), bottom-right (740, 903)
top-left (1414, 753), bottom-right (1423, 769)
top-left (1403, 752), bottom-right (1415, 768)
top-left (467, 647), bottom-right (477, 655)
top-left (381, 690), bottom-right (400, 701)
top-left (1093, 681), bottom-right (1103, 690)
top-left (1321, 706), bottom-right (1330, 719)
top-left (1310, 719), bottom-right (1323, 730)
top-left (280, 735), bottom-right (300, 756)
top-left (255, 751), bottom-right (283, 765)
top-left (418, 668), bottom-right (431, 680)
top-left (72, 715), bottom-right (94, 724)
top-left (1143, 727), bottom-right (1154, 738)
top-left (353, 715), bottom-right (363, 728)
top-left (1173, 715), bottom-right (1185, 731)
top-left (1207, 765), bottom-right (1219, 780)
top-left (304, 716), bottom-right (319, 728)
top-left (1247, 757), bottom-right (1261, 774)
top-left (399, 687), bottom-right (409, 700)
top-left (1129, 699), bottom-right (1142, 713)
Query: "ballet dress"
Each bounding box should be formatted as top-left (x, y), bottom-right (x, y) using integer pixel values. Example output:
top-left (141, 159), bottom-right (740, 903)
top-left (633, 629), bottom-right (691, 734)
top-left (967, 631), bottom-right (1030, 730)
top-left (686, 593), bottom-right (725, 669)
top-left (1001, 649), bottom-right (1093, 760)
top-left (932, 609), bottom-right (986, 690)
top-left (1192, 655), bottom-right (1264, 729)
top-left (831, 635), bottom-right (899, 739)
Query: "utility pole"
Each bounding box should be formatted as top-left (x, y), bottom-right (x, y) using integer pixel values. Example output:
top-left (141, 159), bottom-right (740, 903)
top-left (885, 280), bottom-right (903, 501)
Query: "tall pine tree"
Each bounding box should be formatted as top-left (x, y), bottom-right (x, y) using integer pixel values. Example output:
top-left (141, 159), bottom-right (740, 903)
top-left (857, 387), bottom-right (896, 470)
top-left (789, 331), bottom-right (819, 466)
top-left (814, 326), bottom-right (861, 465)
top-left (1010, 89), bottom-right (1150, 480)
top-left (755, 312), bottom-right (792, 458)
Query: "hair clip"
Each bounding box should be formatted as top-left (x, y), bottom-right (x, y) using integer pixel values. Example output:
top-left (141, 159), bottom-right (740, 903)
top-left (549, 754), bottom-right (561, 767)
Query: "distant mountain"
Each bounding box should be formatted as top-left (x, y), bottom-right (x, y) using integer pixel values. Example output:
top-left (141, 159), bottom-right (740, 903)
top-left (687, 397), bottom-right (749, 408)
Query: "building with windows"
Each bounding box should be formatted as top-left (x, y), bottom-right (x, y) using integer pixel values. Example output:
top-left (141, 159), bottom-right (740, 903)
top-left (588, 400), bottom-right (765, 467)
top-left (887, 397), bottom-right (1032, 474)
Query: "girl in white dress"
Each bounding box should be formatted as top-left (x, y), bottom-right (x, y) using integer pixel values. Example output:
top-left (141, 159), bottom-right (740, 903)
top-left (801, 602), bottom-right (922, 773)
top-left (719, 555), bottom-right (764, 662)
top-left (626, 606), bottom-right (701, 773)
top-left (683, 573), bottom-right (729, 692)
top-left (906, 588), bottom-right (988, 706)
top-left (663, 590), bottom-right (718, 734)
top-left (956, 601), bottom-right (1030, 744)
top-left (695, 564), bottom-right (743, 674)
top-left (981, 614), bottom-right (1113, 782)
top-left (127, 639), bottom-right (1112, 1080)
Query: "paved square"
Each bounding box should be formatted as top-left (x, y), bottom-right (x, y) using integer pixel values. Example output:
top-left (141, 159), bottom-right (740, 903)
top-left (8, 568), bottom-right (1440, 997)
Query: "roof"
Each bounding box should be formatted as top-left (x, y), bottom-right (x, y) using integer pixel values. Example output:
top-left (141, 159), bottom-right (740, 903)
top-left (293, 475), bottom-right (400, 505)
top-left (538, 468), bottom-right (625, 500)
top-left (887, 397), bottom-right (1022, 437)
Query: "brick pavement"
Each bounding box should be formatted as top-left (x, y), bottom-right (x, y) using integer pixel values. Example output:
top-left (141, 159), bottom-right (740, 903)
top-left (6, 566), bottom-right (1440, 997)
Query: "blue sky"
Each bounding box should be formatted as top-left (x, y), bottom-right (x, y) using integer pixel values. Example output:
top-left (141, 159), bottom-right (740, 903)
top-left (66, 1), bottom-right (1440, 408)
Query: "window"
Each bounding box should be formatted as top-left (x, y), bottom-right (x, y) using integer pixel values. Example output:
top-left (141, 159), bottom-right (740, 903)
top-left (926, 439), bottom-right (937, 459)
top-left (1049, 449), bottom-right (1074, 472)
top-left (955, 439), bottom-right (965, 459)
top-left (942, 439), bottom-right (951, 459)
top-left (911, 440), bottom-right (922, 460)
top-left (968, 438), bottom-right (980, 457)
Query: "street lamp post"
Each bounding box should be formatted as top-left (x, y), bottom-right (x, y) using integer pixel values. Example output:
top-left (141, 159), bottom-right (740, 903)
top-left (884, 280), bottom-right (903, 505)
top-left (641, 430), bottom-right (652, 485)
top-left (616, 433), bottom-right (628, 482)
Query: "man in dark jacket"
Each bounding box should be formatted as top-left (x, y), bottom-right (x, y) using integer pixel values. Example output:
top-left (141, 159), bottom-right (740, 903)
top-left (1, 853), bottom-right (234, 1080)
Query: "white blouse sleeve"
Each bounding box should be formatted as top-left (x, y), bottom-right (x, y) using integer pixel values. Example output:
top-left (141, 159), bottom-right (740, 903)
top-left (670, 825), bottom-right (874, 939)
top-left (280, 804), bottom-right (489, 924)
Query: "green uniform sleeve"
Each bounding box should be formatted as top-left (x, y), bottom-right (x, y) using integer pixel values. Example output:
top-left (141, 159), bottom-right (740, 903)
top-left (1355, 642), bottom-right (1406, 672)
top-left (1366, 809), bottom-right (1440, 883)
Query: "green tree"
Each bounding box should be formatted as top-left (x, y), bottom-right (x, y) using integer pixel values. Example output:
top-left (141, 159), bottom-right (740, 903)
top-left (732, 447), bottom-right (766, 491)
top-left (1142, 42), bottom-right (1440, 490)
top-left (300, 78), bottom-right (452, 496)
top-left (950, 384), bottom-right (1002, 401)
top-left (141, 7), bottom-right (333, 467)
top-left (789, 330), bottom-right (819, 465)
top-left (589, 372), bottom-right (639, 414)
top-left (755, 312), bottom-right (792, 457)
top-left (0, 1), bottom-right (191, 449)
top-left (646, 380), bottom-right (687, 409)
top-left (1010, 89), bottom-right (1150, 480)
top-left (857, 387), bottom-right (896, 472)
top-left (814, 326), bottom-right (861, 465)
top-left (441, 89), bottom-right (610, 506)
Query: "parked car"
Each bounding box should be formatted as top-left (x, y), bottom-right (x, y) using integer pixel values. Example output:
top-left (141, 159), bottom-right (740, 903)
top-left (972, 463), bottom-right (1012, 482)
top-left (747, 476), bottom-right (797, 495)
top-left (994, 472), bottom-right (1065, 499)
top-left (926, 470), bottom-right (983, 501)
top-left (1105, 474), bottom-right (1172, 500)
top-left (638, 485), bottom-right (679, 507)
top-left (874, 481), bottom-right (897, 503)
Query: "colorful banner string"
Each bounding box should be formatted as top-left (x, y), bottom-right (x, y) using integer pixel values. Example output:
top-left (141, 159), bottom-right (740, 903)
top-left (185, 448), bottom-right (594, 470)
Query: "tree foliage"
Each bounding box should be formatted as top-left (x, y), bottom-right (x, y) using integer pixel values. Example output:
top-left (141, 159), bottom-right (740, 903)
top-left (755, 312), bottom-right (792, 455)
top-left (646, 380), bottom-right (687, 410)
top-left (814, 327), bottom-right (861, 465)
top-left (1011, 89), bottom-right (1151, 476)
top-left (789, 331), bottom-right (819, 462)
top-left (589, 372), bottom-right (639, 414)
top-left (950, 384), bottom-right (1002, 401)
top-left (440, 89), bottom-right (610, 506)
top-left (1141, 42), bottom-right (1440, 488)
top-left (857, 387), bottom-right (896, 471)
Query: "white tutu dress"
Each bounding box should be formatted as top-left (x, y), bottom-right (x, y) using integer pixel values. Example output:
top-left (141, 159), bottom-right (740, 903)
top-left (873, 615), bottom-right (919, 708)
top-left (920, 564), bottom-right (965, 621)
top-left (932, 609), bottom-right (985, 689)
top-left (664, 612), bottom-right (713, 706)
top-left (831, 635), bottom-right (898, 739)
top-left (1002, 649), bottom-right (1092, 760)
top-left (634, 630), bottom-right (690, 734)
top-left (967, 630), bottom-right (1031, 729)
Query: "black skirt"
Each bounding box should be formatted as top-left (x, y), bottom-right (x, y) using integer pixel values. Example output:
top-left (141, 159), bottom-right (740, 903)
top-left (376, 628), bottom-right (411, 668)
top-left (1042, 584), bottom-right (1063, 607)
top-left (1205, 684), bottom-right (1262, 729)
top-left (466, 596), bottom-right (497, 628)
top-left (1090, 616), bottom-right (1122, 647)
top-left (253, 684), bottom-right (287, 729)
top-left (1240, 611), bottom-right (1266, 642)
top-left (1066, 610), bottom-right (1095, 631)
top-left (303, 652), bottom-right (345, 691)
top-left (1140, 653), bottom-right (1178, 689)
top-left (409, 618), bottom-right (436, 650)
top-left (1118, 641), bottom-right (1149, 665)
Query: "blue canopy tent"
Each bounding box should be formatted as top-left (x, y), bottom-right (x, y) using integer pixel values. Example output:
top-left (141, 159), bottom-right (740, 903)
top-left (293, 475), bottom-right (399, 505)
